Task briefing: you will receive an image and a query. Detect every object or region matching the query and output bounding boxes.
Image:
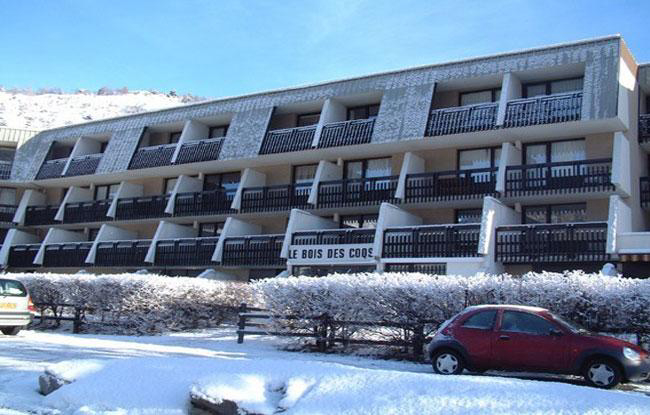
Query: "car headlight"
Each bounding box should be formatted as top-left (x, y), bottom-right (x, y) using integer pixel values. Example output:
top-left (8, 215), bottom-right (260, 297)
top-left (623, 347), bottom-right (641, 361)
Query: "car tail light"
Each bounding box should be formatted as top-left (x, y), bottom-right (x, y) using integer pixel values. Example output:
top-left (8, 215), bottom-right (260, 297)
top-left (27, 296), bottom-right (36, 313)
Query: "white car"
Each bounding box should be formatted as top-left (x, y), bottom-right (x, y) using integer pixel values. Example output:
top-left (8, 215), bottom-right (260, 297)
top-left (0, 278), bottom-right (34, 335)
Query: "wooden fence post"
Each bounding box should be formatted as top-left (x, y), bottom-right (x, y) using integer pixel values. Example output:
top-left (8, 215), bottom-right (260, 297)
top-left (237, 303), bottom-right (247, 344)
top-left (316, 314), bottom-right (329, 353)
top-left (73, 307), bottom-right (82, 334)
top-left (412, 324), bottom-right (425, 360)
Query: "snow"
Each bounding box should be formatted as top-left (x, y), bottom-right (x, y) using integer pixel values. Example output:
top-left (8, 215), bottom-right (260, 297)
top-left (0, 329), bottom-right (648, 414)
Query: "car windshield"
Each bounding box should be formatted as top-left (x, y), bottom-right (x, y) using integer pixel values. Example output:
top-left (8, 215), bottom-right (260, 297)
top-left (0, 279), bottom-right (27, 297)
top-left (550, 313), bottom-right (588, 333)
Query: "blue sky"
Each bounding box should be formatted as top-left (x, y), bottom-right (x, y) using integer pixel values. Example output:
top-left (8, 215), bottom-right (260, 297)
top-left (1, 0), bottom-right (649, 99)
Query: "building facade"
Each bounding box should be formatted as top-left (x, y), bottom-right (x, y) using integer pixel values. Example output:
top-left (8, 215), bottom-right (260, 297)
top-left (0, 35), bottom-right (648, 279)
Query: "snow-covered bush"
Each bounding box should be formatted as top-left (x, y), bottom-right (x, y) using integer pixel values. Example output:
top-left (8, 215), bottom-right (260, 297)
top-left (10, 273), bottom-right (254, 334)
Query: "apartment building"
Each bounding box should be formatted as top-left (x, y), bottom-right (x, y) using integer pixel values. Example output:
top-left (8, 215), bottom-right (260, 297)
top-left (0, 35), bottom-right (648, 279)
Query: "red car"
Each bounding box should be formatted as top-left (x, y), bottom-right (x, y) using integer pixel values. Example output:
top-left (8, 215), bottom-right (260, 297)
top-left (426, 305), bottom-right (650, 388)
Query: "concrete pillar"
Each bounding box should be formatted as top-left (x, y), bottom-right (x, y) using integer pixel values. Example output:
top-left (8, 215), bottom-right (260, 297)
top-left (495, 142), bottom-right (521, 193)
top-left (231, 168), bottom-right (266, 210)
top-left (308, 161), bottom-right (342, 205)
top-left (496, 73), bottom-right (521, 126)
top-left (313, 98), bottom-right (347, 147)
top-left (478, 196), bottom-right (519, 273)
top-left (395, 152), bottom-right (424, 200)
top-left (611, 132), bottom-right (632, 197)
top-left (606, 194), bottom-right (632, 254)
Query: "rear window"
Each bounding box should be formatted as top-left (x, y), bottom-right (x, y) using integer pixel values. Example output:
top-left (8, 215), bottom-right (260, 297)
top-left (461, 310), bottom-right (497, 330)
top-left (0, 279), bottom-right (27, 297)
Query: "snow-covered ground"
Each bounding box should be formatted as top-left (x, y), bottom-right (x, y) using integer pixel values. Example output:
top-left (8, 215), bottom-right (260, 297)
top-left (0, 328), bottom-right (649, 414)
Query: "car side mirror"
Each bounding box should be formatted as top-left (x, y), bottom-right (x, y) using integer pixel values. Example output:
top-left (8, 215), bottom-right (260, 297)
top-left (549, 329), bottom-right (563, 337)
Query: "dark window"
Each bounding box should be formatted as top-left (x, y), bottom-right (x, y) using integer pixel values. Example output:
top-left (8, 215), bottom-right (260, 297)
top-left (0, 147), bottom-right (15, 163)
top-left (524, 139), bottom-right (585, 165)
top-left (501, 311), bottom-right (557, 335)
top-left (292, 164), bottom-right (318, 184)
top-left (198, 222), bottom-right (224, 237)
top-left (344, 157), bottom-right (391, 179)
top-left (47, 144), bottom-right (73, 160)
top-left (94, 183), bottom-right (120, 200)
top-left (203, 172), bottom-right (241, 195)
top-left (523, 77), bottom-right (583, 98)
top-left (456, 209), bottom-right (482, 224)
top-left (462, 310), bottom-right (497, 330)
top-left (163, 178), bottom-right (178, 194)
top-left (88, 228), bottom-right (100, 241)
top-left (0, 279), bottom-right (27, 297)
top-left (340, 214), bottom-right (378, 229)
top-left (522, 203), bottom-right (587, 224)
top-left (458, 147), bottom-right (501, 170)
top-left (169, 131), bottom-right (182, 144)
top-left (347, 104), bottom-right (380, 120)
top-left (459, 88), bottom-right (501, 106)
top-left (99, 142), bottom-right (108, 153)
top-left (209, 125), bottom-right (228, 138)
top-left (296, 113), bottom-right (320, 127)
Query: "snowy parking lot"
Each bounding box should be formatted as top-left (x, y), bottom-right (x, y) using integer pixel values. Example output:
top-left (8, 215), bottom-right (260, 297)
top-left (1, 328), bottom-right (649, 414)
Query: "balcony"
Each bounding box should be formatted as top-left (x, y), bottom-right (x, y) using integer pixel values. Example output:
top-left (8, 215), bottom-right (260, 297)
top-left (292, 228), bottom-right (375, 245)
top-left (383, 224), bottom-right (481, 258)
top-left (153, 237), bottom-right (218, 266)
top-left (317, 176), bottom-right (399, 208)
top-left (495, 222), bottom-right (608, 263)
top-left (8, 244), bottom-right (40, 268)
top-left (221, 234), bottom-right (285, 267)
top-left (174, 189), bottom-right (235, 217)
top-left (115, 195), bottom-right (169, 221)
top-left (318, 119), bottom-right (375, 148)
top-left (94, 240), bottom-right (151, 267)
top-left (42, 242), bottom-right (92, 268)
top-left (36, 158), bottom-right (67, 180)
top-left (64, 153), bottom-right (102, 177)
top-left (25, 205), bottom-right (59, 226)
top-left (63, 199), bottom-right (111, 224)
top-left (0, 204), bottom-right (16, 223)
top-left (640, 114), bottom-right (650, 144)
top-left (258, 126), bottom-right (316, 155)
top-left (128, 144), bottom-right (176, 170)
top-left (405, 167), bottom-right (497, 203)
top-left (240, 183), bottom-right (311, 213)
top-left (503, 92), bottom-right (582, 128)
top-left (175, 138), bottom-right (224, 165)
top-left (426, 103), bottom-right (498, 137)
top-left (0, 161), bottom-right (12, 180)
top-left (505, 159), bottom-right (613, 197)
top-left (641, 177), bottom-right (650, 209)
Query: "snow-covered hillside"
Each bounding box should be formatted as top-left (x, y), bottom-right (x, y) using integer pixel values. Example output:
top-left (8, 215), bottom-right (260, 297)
top-left (0, 88), bottom-right (205, 131)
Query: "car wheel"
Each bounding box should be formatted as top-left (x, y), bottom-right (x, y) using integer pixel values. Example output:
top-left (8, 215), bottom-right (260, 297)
top-left (432, 349), bottom-right (464, 375)
top-left (583, 359), bottom-right (621, 388)
top-left (1, 326), bottom-right (21, 336)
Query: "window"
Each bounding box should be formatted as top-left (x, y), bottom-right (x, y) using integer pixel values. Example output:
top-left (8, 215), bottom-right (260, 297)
top-left (459, 88), bottom-right (501, 106)
top-left (100, 142), bottom-right (108, 153)
top-left (456, 209), bottom-right (482, 224)
top-left (458, 147), bottom-right (501, 170)
top-left (462, 310), bottom-right (497, 330)
top-left (522, 203), bottom-right (587, 224)
top-left (523, 78), bottom-right (583, 98)
top-left (340, 214), bottom-right (378, 229)
top-left (47, 144), bottom-right (73, 160)
top-left (296, 113), bottom-right (320, 127)
top-left (94, 184), bottom-right (120, 200)
top-left (0, 147), bottom-right (16, 162)
top-left (347, 104), bottom-right (380, 120)
top-left (163, 178), bottom-right (178, 194)
top-left (203, 172), bottom-right (241, 195)
top-left (501, 311), bottom-right (557, 335)
top-left (88, 228), bottom-right (100, 241)
top-left (0, 279), bottom-right (27, 297)
top-left (344, 158), bottom-right (392, 179)
top-left (293, 164), bottom-right (318, 184)
top-left (209, 126), bottom-right (228, 139)
top-left (169, 131), bottom-right (182, 144)
top-left (198, 222), bottom-right (224, 237)
top-left (524, 139), bottom-right (585, 165)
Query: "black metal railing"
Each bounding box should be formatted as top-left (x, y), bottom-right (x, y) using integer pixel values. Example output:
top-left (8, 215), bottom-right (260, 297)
top-left (43, 242), bottom-right (92, 268)
top-left (495, 222), bottom-right (608, 263)
top-left (426, 103), bottom-right (498, 137)
top-left (115, 195), bottom-right (170, 220)
top-left (154, 237), bottom-right (218, 266)
top-left (0, 161), bottom-right (12, 180)
top-left (175, 138), bottom-right (225, 164)
top-left (94, 240), bottom-right (151, 267)
top-left (405, 167), bottom-right (497, 203)
top-left (641, 177), bottom-right (650, 209)
top-left (174, 189), bottom-right (235, 217)
top-left (8, 244), bottom-right (41, 268)
top-left (503, 92), bottom-right (582, 128)
top-left (291, 228), bottom-right (375, 245)
top-left (36, 158), bottom-right (67, 179)
top-left (25, 205), bottom-right (59, 226)
top-left (0, 204), bottom-right (16, 222)
top-left (128, 144), bottom-right (176, 170)
top-left (505, 158), bottom-right (613, 196)
top-left (383, 224), bottom-right (481, 258)
top-left (318, 118), bottom-right (375, 148)
top-left (259, 126), bottom-right (316, 155)
top-left (640, 114), bottom-right (650, 143)
top-left (384, 263), bottom-right (446, 274)
top-left (241, 183), bottom-right (311, 212)
top-left (221, 234), bottom-right (285, 267)
top-left (318, 175), bottom-right (399, 208)
top-left (63, 199), bottom-right (112, 224)
top-left (64, 153), bottom-right (102, 177)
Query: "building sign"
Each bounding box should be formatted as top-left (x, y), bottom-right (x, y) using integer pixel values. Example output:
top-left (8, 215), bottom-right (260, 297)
top-left (288, 243), bottom-right (375, 265)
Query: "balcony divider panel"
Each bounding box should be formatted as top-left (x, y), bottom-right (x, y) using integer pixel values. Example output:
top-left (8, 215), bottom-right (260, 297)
top-left (64, 199), bottom-right (112, 224)
top-left (64, 154), bottom-right (102, 177)
top-left (175, 138), bottom-right (224, 165)
top-left (25, 205), bottom-right (59, 226)
top-left (503, 92), bottom-right (582, 128)
top-left (426, 103), bottom-right (498, 137)
top-left (405, 167), bottom-right (497, 203)
top-left (36, 158), bottom-right (67, 180)
top-left (8, 244), bottom-right (41, 268)
top-left (383, 224), bottom-right (481, 258)
top-left (94, 240), bottom-right (151, 267)
top-left (154, 237), bottom-right (219, 266)
top-left (221, 234), bottom-right (285, 267)
top-left (43, 242), bottom-right (93, 268)
top-left (240, 183), bottom-right (311, 213)
top-left (317, 175), bottom-right (399, 208)
top-left (259, 126), bottom-right (316, 155)
top-left (318, 118), bottom-right (375, 148)
top-left (128, 144), bottom-right (176, 170)
top-left (173, 189), bottom-right (235, 217)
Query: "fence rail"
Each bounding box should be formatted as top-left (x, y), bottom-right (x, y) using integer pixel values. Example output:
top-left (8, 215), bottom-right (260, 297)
top-left (241, 183), bottom-right (311, 212)
top-left (174, 189), bottom-right (235, 217)
top-left (642, 177), bottom-right (650, 209)
top-left (503, 92), bottom-right (582, 128)
top-left (175, 138), bottom-right (224, 164)
top-left (383, 224), bottom-right (481, 258)
top-left (259, 126), bottom-right (316, 155)
top-left (25, 205), bottom-right (59, 226)
top-left (115, 195), bottom-right (170, 220)
top-left (94, 240), bottom-right (151, 267)
top-left (154, 237), bottom-right (218, 266)
top-left (64, 153), bottom-right (102, 177)
top-left (317, 175), bottom-right (399, 208)
top-left (42, 242), bottom-right (92, 268)
top-left (8, 244), bottom-right (41, 268)
top-left (292, 228), bottom-right (375, 245)
top-left (426, 102), bottom-right (498, 136)
top-left (639, 114), bottom-right (650, 143)
top-left (318, 118), bottom-right (375, 148)
top-left (0, 204), bottom-right (16, 222)
top-left (221, 234), bottom-right (285, 267)
top-left (64, 199), bottom-right (111, 223)
top-left (128, 144), bottom-right (176, 169)
top-left (405, 167), bottom-right (497, 203)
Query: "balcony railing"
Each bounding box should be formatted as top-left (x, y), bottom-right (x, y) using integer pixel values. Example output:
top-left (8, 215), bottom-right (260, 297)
top-left (505, 158), bottom-right (613, 196)
top-left (63, 199), bottom-right (112, 224)
top-left (115, 195), bottom-right (170, 221)
top-left (318, 118), bottom-right (375, 148)
top-left (405, 167), bottom-right (497, 203)
top-left (241, 183), bottom-right (311, 213)
top-left (318, 175), bottom-right (399, 208)
top-left (25, 205), bottom-right (59, 226)
top-left (36, 158), bottom-right (67, 179)
top-left (640, 114), bottom-right (650, 143)
top-left (0, 161), bottom-right (12, 180)
top-left (153, 237), bottom-right (218, 266)
top-left (221, 234), bottom-right (285, 267)
top-left (8, 244), bottom-right (41, 268)
top-left (384, 263), bottom-right (446, 274)
top-left (503, 92), bottom-right (582, 128)
top-left (175, 138), bottom-right (224, 165)
top-left (0, 204), bottom-right (16, 222)
top-left (174, 189), bottom-right (235, 217)
top-left (383, 224), bottom-right (481, 258)
top-left (64, 153), bottom-right (102, 177)
top-left (94, 240), bottom-right (151, 267)
top-left (259, 126), bottom-right (316, 155)
top-left (128, 144), bottom-right (176, 170)
top-left (426, 103), bottom-right (498, 137)
top-left (43, 242), bottom-right (93, 268)
top-left (495, 222), bottom-right (608, 263)
top-left (291, 228), bottom-right (375, 245)
top-left (641, 177), bottom-right (650, 209)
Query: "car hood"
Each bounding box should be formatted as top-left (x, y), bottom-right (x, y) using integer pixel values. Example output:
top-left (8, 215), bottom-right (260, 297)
top-left (580, 332), bottom-right (646, 353)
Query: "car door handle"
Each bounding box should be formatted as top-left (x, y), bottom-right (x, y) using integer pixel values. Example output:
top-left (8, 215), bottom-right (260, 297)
top-left (499, 335), bottom-right (510, 341)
